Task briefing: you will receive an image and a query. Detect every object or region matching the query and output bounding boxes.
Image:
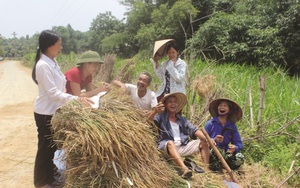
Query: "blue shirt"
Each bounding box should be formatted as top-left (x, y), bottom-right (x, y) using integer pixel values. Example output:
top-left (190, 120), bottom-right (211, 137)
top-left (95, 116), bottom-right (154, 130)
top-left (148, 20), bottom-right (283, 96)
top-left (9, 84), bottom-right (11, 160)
top-left (204, 116), bottom-right (243, 153)
top-left (153, 112), bottom-right (198, 150)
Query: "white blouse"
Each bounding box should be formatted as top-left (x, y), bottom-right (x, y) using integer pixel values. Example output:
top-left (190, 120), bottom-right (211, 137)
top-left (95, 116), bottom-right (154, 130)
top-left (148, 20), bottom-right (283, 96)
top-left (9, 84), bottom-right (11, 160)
top-left (152, 58), bottom-right (186, 96)
top-left (34, 54), bottom-right (77, 115)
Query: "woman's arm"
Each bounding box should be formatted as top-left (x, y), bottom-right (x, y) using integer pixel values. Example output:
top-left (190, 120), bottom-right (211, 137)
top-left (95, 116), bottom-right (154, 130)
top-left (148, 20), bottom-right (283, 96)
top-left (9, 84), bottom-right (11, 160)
top-left (231, 126), bottom-right (244, 152)
top-left (69, 81), bottom-right (82, 96)
top-left (147, 102), bottom-right (165, 121)
top-left (150, 58), bottom-right (165, 81)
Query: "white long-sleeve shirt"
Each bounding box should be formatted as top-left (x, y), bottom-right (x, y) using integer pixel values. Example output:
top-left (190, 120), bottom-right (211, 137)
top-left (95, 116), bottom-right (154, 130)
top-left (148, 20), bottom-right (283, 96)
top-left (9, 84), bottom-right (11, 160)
top-left (152, 58), bottom-right (187, 96)
top-left (34, 54), bottom-right (77, 115)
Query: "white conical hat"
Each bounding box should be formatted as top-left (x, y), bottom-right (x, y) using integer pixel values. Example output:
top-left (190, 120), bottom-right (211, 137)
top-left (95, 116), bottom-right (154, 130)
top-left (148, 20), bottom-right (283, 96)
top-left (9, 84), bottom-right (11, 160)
top-left (153, 39), bottom-right (175, 59)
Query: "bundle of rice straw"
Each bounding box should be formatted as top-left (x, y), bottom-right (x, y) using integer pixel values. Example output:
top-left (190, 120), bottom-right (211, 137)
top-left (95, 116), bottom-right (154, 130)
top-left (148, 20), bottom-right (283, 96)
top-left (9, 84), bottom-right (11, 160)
top-left (51, 88), bottom-right (187, 188)
top-left (94, 54), bottom-right (115, 83)
top-left (192, 74), bottom-right (216, 98)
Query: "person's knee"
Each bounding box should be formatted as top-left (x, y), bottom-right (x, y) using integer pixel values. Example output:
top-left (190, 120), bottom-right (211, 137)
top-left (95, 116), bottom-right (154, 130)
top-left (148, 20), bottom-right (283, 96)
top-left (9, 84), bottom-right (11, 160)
top-left (199, 140), bottom-right (209, 150)
top-left (167, 141), bottom-right (176, 150)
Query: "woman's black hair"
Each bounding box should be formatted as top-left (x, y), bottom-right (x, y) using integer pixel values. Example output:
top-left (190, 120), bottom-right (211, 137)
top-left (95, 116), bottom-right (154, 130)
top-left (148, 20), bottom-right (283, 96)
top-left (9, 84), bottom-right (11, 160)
top-left (32, 30), bottom-right (61, 84)
top-left (166, 41), bottom-right (179, 53)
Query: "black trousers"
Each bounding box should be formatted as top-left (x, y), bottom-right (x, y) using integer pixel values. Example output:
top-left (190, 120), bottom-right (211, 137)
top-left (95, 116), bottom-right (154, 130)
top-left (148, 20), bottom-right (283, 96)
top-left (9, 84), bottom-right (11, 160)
top-left (34, 112), bottom-right (57, 187)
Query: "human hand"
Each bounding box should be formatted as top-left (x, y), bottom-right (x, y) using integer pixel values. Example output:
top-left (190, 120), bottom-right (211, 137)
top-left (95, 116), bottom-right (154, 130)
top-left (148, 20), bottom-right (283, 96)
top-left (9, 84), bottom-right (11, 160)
top-left (210, 138), bottom-right (216, 146)
top-left (143, 110), bottom-right (151, 117)
top-left (215, 135), bottom-right (224, 143)
top-left (102, 82), bottom-right (111, 91)
top-left (77, 96), bottom-right (94, 107)
top-left (155, 102), bottom-right (165, 114)
top-left (153, 54), bottom-right (159, 63)
top-left (227, 144), bottom-right (236, 154)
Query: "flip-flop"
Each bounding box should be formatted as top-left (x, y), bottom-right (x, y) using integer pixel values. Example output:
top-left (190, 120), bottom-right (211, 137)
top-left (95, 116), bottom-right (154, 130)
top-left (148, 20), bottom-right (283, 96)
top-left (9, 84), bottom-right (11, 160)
top-left (184, 158), bottom-right (205, 173)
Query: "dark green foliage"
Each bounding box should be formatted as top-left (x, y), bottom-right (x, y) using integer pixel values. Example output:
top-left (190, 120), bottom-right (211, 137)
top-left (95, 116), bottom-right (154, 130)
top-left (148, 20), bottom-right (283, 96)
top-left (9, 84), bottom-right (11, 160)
top-left (277, 3), bottom-right (300, 76)
top-left (89, 11), bottom-right (125, 54)
top-left (187, 0), bottom-right (299, 75)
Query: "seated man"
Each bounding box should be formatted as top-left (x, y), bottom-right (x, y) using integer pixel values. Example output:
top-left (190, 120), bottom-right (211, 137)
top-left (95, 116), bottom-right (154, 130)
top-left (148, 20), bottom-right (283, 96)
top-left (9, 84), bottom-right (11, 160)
top-left (204, 98), bottom-right (245, 171)
top-left (149, 92), bottom-right (210, 179)
top-left (112, 72), bottom-right (161, 116)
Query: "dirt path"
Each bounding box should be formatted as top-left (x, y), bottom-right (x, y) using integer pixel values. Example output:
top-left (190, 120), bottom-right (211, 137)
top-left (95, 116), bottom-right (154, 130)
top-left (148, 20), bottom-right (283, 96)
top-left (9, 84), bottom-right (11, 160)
top-left (0, 60), bottom-right (37, 188)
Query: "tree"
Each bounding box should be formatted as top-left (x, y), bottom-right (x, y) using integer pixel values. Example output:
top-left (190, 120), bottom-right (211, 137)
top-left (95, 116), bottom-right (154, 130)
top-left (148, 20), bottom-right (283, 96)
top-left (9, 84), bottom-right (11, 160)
top-left (277, 3), bottom-right (300, 76)
top-left (53, 25), bottom-right (77, 54)
top-left (89, 11), bottom-right (125, 54)
top-left (135, 0), bottom-right (198, 52)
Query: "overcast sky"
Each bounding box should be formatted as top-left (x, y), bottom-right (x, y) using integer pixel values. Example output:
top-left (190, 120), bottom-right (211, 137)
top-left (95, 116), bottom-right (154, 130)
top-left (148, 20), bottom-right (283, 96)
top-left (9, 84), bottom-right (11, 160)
top-left (0, 0), bottom-right (127, 39)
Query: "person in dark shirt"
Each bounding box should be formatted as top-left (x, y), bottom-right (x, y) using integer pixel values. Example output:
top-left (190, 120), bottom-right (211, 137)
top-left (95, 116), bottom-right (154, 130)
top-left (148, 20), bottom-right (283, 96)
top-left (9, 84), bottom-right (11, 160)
top-left (149, 92), bottom-right (210, 179)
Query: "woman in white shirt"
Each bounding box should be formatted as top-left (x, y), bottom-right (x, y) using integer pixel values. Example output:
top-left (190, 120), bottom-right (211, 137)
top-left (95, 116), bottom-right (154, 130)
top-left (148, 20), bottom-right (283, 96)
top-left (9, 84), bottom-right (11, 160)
top-left (151, 41), bottom-right (187, 102)
top-left (32, 30), bottom-right (92, 188)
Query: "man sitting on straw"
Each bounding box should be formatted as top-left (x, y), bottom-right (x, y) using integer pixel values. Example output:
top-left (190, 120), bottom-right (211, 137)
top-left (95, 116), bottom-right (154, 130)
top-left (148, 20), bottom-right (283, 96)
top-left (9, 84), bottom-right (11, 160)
top-left (113, 72), bottom-right (164, 117)
top-left (148, 92), bottom-right (210, 179)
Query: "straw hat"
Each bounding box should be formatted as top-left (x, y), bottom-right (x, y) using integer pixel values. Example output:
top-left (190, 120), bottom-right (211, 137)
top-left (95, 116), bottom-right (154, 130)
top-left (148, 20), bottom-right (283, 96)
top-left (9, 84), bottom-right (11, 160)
top-left (209, 98), bottom-right (243, 123)
top-left (160, 92), bottom-right (187, 113)
top-left (153, 39), bottom-right (175, 60)
top-left (77, 50), bottom-right (104, 65)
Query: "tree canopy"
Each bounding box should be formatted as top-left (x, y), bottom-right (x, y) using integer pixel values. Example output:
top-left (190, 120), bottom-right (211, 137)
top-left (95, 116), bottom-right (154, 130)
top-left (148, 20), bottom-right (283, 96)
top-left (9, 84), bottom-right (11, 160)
top-left (0, 0), bottom-right (299, 75)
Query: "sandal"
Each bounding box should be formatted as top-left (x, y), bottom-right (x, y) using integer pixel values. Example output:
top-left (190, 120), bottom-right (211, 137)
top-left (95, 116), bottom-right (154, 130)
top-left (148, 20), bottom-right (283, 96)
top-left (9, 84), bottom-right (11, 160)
top-left (184, 158), bottom-right (205, 173)
top-left (181, 168), bottom-right (193, 179)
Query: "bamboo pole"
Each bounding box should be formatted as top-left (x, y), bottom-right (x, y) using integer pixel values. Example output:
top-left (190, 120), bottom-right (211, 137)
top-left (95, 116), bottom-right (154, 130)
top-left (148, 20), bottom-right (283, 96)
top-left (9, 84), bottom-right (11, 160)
top-left (257, 75), bottom-right (266, 140)
top-left (200, 127), bottom-right (237, 183)
top-left (249, 86), bottom-right (254, 129)
top-left (288, 160), bottom-right (295, 174)
top-left (276, 166), bottom-right (300, 188)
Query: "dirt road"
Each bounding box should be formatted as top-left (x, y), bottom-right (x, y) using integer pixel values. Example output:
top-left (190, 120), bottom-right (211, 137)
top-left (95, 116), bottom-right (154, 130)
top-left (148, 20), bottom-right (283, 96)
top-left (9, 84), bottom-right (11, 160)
top-left (0, 60), bottom-right (37, 188)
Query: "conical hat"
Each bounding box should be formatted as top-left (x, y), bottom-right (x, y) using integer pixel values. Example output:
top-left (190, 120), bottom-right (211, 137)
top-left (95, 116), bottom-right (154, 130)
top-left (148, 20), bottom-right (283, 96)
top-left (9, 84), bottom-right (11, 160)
top-left (153, 39), bottom-right (175, 59)
top-left (208, 98), bottom-right (243, 123)
top-left (160, 92), bottom-right (187, 113)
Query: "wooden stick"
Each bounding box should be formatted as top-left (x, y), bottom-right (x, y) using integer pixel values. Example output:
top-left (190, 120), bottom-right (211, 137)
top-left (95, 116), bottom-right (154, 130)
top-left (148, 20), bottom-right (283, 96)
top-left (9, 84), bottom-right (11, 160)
top-left (249, 86), bottom-right (254, 129)
top-left (276, 166), bottom-right (300, 188)
top-left (288, 160), bottom-right (295, 174)
top-left (257, 75), bottom-right (266, 129)
top-left (200, 128), bottom-right (237, 183)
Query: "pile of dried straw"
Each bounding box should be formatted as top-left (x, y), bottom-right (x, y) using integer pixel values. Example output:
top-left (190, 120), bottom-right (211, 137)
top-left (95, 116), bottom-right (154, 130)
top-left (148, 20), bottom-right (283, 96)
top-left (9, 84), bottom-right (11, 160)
top-left (51, 89), bottom-right (189, 187)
